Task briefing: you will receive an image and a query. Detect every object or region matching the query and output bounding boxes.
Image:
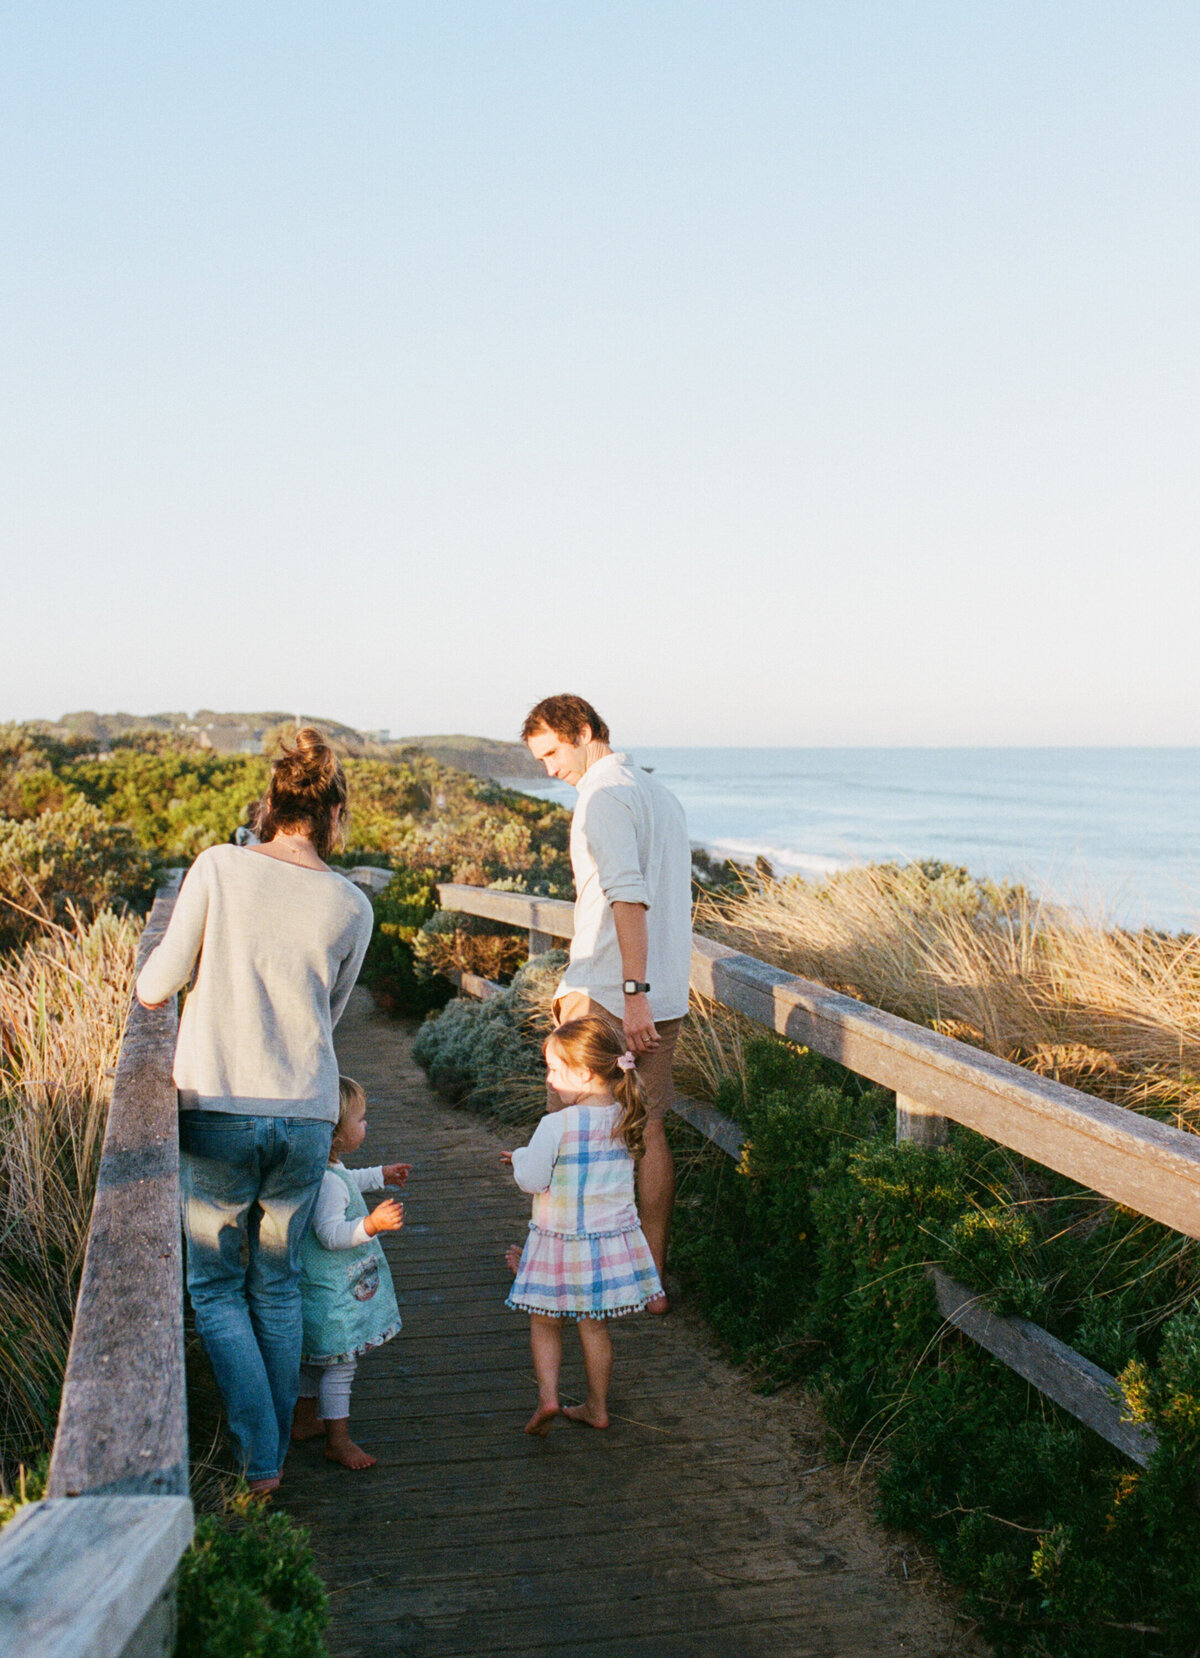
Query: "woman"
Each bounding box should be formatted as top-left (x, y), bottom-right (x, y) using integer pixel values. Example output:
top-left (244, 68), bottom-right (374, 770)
top-left (137, 727), bottom-right (374, 1493)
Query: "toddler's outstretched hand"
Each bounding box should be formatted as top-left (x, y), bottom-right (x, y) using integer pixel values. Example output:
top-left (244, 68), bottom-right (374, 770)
top-left (382, 1162), bottom-right (412, 1187)
top-left (499, 1151), bottom-right (513, 1165)
top-left (364, 1198), bottom-right (404, 1236)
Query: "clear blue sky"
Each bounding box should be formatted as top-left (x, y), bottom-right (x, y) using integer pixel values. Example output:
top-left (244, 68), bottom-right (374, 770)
top-left (4, 3), bottom-right (1198, 745)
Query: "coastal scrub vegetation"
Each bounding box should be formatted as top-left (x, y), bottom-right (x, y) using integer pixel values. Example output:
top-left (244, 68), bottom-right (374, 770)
top-left (413, 858), bottom-right (1200, 1656)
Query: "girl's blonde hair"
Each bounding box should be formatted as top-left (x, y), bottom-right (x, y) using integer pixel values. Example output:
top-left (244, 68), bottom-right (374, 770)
top-left (334, 1074), bottom-right (366, 1144)
top-left (545, 1016), bottom-right (650, 1158)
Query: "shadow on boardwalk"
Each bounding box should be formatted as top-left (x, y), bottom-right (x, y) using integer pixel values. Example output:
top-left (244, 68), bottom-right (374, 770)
top-left (278, 990), bottom-right (983, 1658)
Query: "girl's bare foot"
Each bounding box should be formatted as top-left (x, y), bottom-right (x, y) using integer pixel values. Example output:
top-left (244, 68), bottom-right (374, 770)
top-left (291, 1397), bottom-right (325, 1442)
top-left (324, 1438), bottom-right (377, 1470)
top-left (563, 1402), bottom-right (610, 1429)
top-left (505, 1243), bottom-right (523, 1276)
top-left (524, 1399), bottom-right (559, 1436)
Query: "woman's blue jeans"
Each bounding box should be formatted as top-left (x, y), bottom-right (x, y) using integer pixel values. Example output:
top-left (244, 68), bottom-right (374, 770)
top-left (179, 1111), bottom-right (332, 1483)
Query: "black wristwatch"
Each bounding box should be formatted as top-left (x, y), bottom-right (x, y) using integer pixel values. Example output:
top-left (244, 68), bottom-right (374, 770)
top-left (622, 979), bottom-right (651, 995)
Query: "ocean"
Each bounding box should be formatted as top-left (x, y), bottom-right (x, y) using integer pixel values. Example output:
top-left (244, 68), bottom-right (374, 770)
top-left (508, 748), bottom-right (1200, 934)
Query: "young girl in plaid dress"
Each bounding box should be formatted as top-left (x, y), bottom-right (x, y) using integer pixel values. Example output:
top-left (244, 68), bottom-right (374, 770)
top-left (503, 1016), bottom-right (663, 1435)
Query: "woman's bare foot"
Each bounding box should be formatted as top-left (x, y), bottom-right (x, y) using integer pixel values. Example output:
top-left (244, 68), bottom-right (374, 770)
top-left (323, 1420), bottom-right (377, 1469)
top-left (524, 1399), bottom-right (559, 1436)
top-left (290, 1397), bottom-right (325, 1442)
top-left (505, 1243), bottom-right (523, 1276)
top-left (563, 1402), bottom-right (610, 1429)
top-left (246, 1475), bottom-right (281, 1496)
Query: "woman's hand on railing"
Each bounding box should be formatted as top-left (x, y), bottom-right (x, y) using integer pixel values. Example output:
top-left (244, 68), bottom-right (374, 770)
top-left (364, 1199), bottom-right (404, 1235)
top-left (382, 1162), bottom-right (412, 1187)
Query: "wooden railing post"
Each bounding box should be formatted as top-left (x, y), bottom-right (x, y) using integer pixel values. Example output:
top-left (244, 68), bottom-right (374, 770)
top-left (528, 927), bottom-right (554, 958)
top-left (895, 1093), bottom-right (949, 1147)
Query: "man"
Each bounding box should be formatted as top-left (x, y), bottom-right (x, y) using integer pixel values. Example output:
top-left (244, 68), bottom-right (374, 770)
top-left (522, 693), bottom-right (692, 1311)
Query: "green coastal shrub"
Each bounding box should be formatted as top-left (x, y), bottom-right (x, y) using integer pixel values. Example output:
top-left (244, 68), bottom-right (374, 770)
top-left (670, 1037), bottom-right (1200, 1656)
top-left (176, 1504), bottom-right (329, 1658)
top-left (0, 799), bottom-right (156, 948)
top-left (412, 951), bottom-right (566, 1122)
top-left (359, 868), bottom-right (454, 1017)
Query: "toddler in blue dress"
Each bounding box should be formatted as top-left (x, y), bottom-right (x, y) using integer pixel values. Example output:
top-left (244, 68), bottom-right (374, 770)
top-left (291, 1076), bottom-right (410, 1469)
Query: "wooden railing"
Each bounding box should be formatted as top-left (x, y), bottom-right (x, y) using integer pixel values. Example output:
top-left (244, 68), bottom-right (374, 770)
top-left (436, 881), bottom-right (1182, 1468)
top-left (0, 878), bottom-right (192, 1658)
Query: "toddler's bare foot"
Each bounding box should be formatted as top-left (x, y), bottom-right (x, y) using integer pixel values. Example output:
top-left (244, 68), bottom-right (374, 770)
top-left (291, 1397), bottom-right (325, 1441)
top-left (563, 1403), bottom-right (610, 1429)
top-left (524, 1399), bottom-right (559, 1436)
top-left (504, 1243), bottom-right (523, 1276)
top-left (324, 1438), bottom-right (377, 1470)
top-left (323, 1420), bottom-right (377, 1469)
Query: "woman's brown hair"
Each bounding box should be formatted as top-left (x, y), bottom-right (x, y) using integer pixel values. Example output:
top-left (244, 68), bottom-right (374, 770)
top-left (544, 1016), bottom-right (649, 1157)
top-left (254, 726), bottom-right (348, 859)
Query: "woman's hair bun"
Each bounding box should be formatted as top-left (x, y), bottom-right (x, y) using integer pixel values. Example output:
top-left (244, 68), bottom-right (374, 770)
top-left (292, 725), bottom-right (331, 772)
top-left (255, 724), bottom-right (348, 857)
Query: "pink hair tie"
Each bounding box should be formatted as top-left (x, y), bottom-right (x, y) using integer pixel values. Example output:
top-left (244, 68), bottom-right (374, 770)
top-left (616, 1051), bottom-right (637, 1071)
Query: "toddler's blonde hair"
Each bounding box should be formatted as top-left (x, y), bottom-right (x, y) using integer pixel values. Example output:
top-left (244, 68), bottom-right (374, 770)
top-left (334, 1074), bottom-right (366, 1143)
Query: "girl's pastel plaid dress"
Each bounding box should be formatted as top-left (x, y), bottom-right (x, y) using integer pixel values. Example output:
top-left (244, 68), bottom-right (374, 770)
top-left (507, 1102), bottom-right (662, 1319)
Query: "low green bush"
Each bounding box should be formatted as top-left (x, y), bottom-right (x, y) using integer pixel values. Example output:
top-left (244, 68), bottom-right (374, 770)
top-left (412, 951), bottom-right (567, 1122)
top-left (176, 1503), bottom-right (329, 1658)
top-left (0, 799), bottom-right (157, 947)
top-left (359, 868), bottom-right (454, 1017)
top-left (670, 1037), bottom-right (1200, 1657)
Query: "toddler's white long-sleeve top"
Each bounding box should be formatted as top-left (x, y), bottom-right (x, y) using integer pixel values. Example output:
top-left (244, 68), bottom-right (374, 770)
top-left (312, 1163), bottom-right (386, 1250)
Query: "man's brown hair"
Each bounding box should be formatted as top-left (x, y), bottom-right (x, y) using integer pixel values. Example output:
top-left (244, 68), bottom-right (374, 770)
top-left (521, 694), bottom-right (610, 746)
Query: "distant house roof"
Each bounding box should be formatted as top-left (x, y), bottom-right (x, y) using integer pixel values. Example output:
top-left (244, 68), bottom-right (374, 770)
top-left (197, 725), bottom-right (263, 756)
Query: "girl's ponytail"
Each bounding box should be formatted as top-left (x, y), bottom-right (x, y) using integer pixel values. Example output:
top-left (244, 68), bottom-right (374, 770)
top-left (547, 1016), bottom-right (651, 1157)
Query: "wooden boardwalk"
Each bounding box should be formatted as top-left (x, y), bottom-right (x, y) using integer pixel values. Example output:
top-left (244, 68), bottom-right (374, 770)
top-left (278, 990), bottom-right (977, 1658)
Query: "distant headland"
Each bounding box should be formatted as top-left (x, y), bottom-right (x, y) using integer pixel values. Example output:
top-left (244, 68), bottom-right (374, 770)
top-left (33, 710), bottom-right (544, 780)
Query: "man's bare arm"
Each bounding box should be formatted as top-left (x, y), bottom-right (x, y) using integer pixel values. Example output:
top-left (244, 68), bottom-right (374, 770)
top-left (612, 900), bottom-right (659, 1052)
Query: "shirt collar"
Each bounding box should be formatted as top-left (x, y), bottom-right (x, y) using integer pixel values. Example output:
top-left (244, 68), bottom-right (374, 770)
top-left (577, 751), bottom-right (629, 797)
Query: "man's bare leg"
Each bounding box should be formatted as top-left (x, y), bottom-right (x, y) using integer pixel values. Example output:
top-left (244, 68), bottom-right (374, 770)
top-left (564, 1318), bottom-right (612, 1428)
top-left (526, 1314), bottom-right (562, 1435)
top-left (637, 1117), bottom-right (675, 1304)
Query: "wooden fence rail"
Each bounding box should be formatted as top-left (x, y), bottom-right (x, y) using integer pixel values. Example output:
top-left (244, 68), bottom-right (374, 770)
top-left (0, 878), bottom-right (192, 1658)
top-left (436, 881), bottom-right (1169, 1467)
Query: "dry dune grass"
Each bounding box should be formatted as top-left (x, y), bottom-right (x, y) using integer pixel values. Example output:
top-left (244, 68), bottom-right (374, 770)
top-left (695, 862), bottom-right (1200, 1128)
top-left (0, 906), bottom-right (140, 1470)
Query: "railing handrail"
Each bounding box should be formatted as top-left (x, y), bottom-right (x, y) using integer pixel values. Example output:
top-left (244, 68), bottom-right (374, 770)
top-left (437, 881), bottom-right (1200, 1241)
top-left (48, 875), bottom-right (189, 1499)
top-left (0, 876), bottom-right (193, 1658)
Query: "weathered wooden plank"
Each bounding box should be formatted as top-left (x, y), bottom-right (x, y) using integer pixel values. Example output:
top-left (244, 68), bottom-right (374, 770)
top-left (895, 1092), bottom-right (949, 1147)
top-left (688, 934), bottom-right (1200, 1239)
top-left (49, 880), bottom-right (188, 1500)
top-left (671, 1092), bottom-right (745, 1160)
top-left (931, 1268), bottom-right (1157, 1465)
top-left (443, 968), bottom-right (505, 1002)
top-left (527, 927), bottom-right (555, 957)
top-left (0, 1495), bottom-right (193, 1658)
top-left (437, 883), bottom-right (574, 940)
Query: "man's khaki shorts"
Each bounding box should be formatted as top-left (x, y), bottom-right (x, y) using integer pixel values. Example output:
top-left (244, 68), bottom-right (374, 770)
top-left (551, 992), bottom-right (684, 1126)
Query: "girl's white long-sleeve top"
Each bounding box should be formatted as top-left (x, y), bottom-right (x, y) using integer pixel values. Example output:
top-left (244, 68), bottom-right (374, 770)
top-left (136, 844), bottom-right (373, 1122)
top-left (312, 1164), bottom-right (386, 1250)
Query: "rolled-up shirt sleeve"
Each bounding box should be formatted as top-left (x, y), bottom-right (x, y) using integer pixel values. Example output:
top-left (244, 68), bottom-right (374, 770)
top-left (511, 1112), bottom-right (567, 1194)
top-left (313, 1169), bottom-right (372, 1249)
top-left (135, 858), bottom-right (210, 1006)
top-left (580, 789), bottom-right (651, 908)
